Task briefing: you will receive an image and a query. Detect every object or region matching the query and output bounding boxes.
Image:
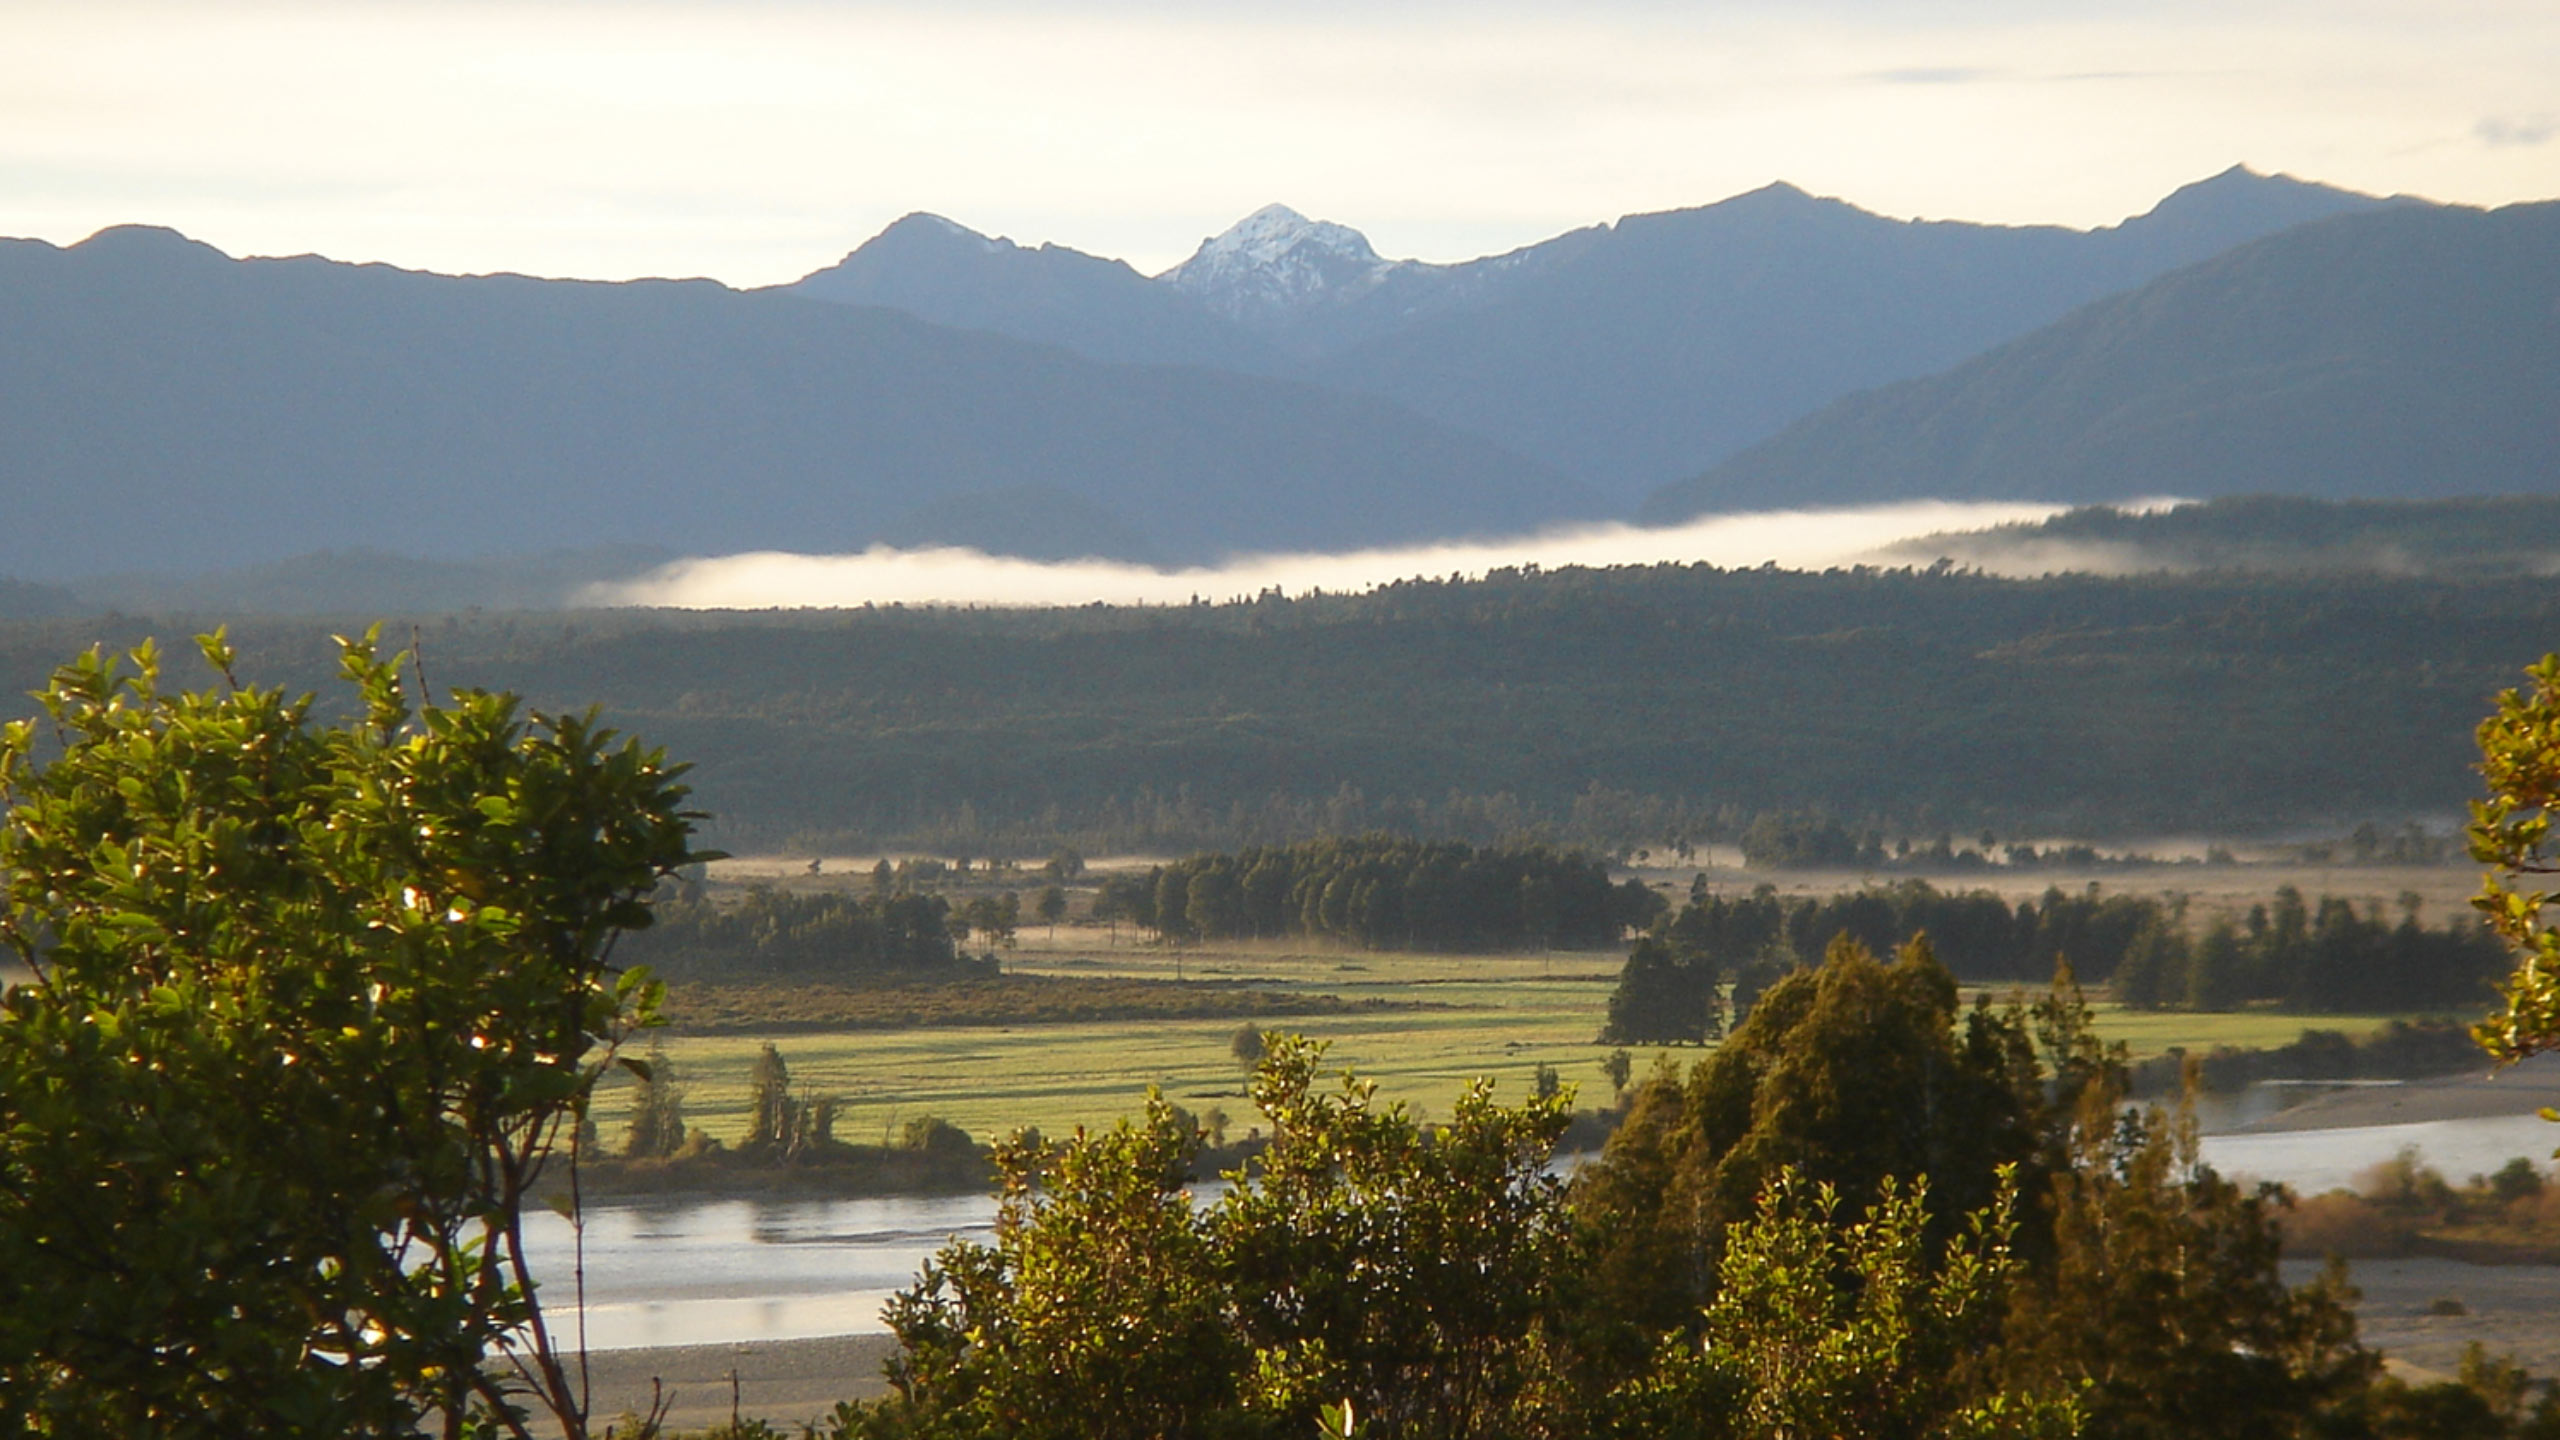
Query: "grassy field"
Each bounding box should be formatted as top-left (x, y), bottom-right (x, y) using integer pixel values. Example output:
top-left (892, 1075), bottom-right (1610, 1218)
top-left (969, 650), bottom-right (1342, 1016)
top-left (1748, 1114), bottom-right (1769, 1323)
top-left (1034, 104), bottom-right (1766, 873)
top-left (597, 927), bottom-right (2446, 1151)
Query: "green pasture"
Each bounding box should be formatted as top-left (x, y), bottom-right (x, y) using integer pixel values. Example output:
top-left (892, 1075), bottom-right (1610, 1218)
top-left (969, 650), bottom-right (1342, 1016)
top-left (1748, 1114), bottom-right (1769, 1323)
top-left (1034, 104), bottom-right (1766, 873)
top-left (595, 931), bottom-right (2435, 1150)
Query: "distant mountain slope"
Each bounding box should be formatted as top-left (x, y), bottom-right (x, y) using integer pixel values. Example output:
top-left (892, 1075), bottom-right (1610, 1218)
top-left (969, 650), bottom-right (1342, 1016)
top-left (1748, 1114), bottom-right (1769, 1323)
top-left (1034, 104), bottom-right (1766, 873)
top-left (1311, 168), bottom-right (2402, 504)
top-left (783, 168), bottom-right (2398, 506)
top-left (1642, 201), bottom-right (2560, 519)
top-left (67, 545), bottom-right (673, 616)
top-left (785, 213), bottom-right (1276, 370)
top-left (0, 226), bottom-right (1588, 579)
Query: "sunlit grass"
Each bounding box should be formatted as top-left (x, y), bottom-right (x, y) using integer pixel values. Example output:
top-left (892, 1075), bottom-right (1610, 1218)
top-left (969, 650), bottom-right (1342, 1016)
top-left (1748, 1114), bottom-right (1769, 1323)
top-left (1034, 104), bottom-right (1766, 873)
top-left (593, 930), bottom-right (2430, 1149)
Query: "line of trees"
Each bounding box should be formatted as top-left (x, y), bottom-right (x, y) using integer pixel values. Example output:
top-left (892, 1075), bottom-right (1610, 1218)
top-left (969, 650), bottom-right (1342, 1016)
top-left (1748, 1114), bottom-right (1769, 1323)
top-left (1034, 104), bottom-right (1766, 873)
top-left (1603, 880), bottom-right (2509, 1044)
top-left (1098, 836), bottom-right (1666, 950)
top-left (2114, 888), bottom-right (2510, 1013)
top-left (619, 887), bottom-right (996, 982)
top-left (55, 559), bottom-right (2560, 854)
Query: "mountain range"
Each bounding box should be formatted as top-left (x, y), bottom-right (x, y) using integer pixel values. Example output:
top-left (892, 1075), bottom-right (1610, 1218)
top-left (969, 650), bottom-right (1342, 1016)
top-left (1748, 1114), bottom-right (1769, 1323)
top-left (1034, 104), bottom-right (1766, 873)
top-left (1, 165), bottom-right (2551, 601)
top-left (784, 166), bottom-right (2401, 507)
top-left (0, 225), bottom-right (1575, 581)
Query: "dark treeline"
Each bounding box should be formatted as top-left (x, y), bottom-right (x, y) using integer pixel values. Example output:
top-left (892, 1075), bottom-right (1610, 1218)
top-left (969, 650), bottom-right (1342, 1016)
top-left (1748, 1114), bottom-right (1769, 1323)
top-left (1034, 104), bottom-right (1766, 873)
top-left (1603, 880), bottom-right (2504, 1043)
top-left (1110, 836), bottom-right (1665, 950)
top-left (15, 562), bottom-right (2556, 849)
top-left (1733, 811), bottom-right (2462, 871)
top-left (2114, 888), bottom-right (2510, 1013)
top-left (621, 888), bottom-right (994, 982)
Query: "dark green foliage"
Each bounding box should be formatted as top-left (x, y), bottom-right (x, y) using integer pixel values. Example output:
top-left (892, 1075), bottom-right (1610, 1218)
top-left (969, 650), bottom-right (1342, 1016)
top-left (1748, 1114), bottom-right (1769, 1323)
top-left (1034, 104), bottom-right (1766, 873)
top-left (625, 886), bottom-right (986, 982)
top-left (1887, 497), bottom-right (2560, 583)
top-left (1735, 813), bottom-right (1879, 869)
top-left (1628, 879), bottom-right (2167, 991)
top-left (899, 1117), bottom-right (977, 1156)
top-left (1140, 836), bottom-right (1661, 950)
top-left (9, 560), bottom-right (2554, 854)
top-left (1999, 1087), bottom-right (2376, 1439)
top-left (847, 1037), bottom-right (1578, 1440)
top-left (1605, 880), bottom-right (2506, 1030)
top-left (1602, 935), bottom-right (1727, 1044)
top-left (1600, 1049), bottom-right (1634, 1096)
top-left (0, 631), bottom-right (702, 1438)
top-left (2112, 887), bottom-right (2507, 1013)
top-left (1579, 949), bottom-right (2392, 1440)
top-left (1577, 938), bottom-right (2052, 1343)
top-left (1231, 1023), bottom-right (1267, 1066)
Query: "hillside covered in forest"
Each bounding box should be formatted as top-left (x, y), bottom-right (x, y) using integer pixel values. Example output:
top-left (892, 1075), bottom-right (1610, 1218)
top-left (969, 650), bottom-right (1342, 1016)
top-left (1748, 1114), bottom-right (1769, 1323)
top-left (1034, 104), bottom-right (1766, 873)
top-left (4, 559), bottom-right (2545, 852)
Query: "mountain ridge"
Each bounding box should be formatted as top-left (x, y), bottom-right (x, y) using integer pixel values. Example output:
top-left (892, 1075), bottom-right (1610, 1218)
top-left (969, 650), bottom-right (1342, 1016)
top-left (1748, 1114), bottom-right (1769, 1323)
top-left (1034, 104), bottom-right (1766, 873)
top-left (783, 167), bottom-right (2404, 504)
top-left (1640, 199), bottom-right (2560, 518)
top-left (0, 225), bottom-right (1592, 578)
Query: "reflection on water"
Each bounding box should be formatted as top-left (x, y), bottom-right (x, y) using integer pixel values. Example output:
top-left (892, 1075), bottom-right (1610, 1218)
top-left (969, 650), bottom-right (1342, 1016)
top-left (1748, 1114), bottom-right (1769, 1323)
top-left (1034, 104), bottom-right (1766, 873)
top-left (522, 1193), bottom-right (996, 1351)
top-left (2198, 1113), bottom-right (2557, 1198)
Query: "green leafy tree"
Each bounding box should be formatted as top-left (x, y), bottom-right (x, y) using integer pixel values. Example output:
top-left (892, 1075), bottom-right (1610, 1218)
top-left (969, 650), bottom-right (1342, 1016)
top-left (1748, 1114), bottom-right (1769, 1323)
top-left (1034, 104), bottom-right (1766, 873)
top-left (1036, 883), bottom-right (1068, 937)
top-left (876, 1097), bottom-right (1238, 1440)
top-left (748, 1041), bottom-right (796, 1152)
top-left (624, 1036), bottom-right (690, 1160)
top-left (1606, 1169), bottom-right (2079, 1440)
top-left (1217, 1038), bottom-right (1576, 1436)
top-left (1232, 1022), bottom-right (1268, 1068)
top-left (1601, 935), bottom-right (1722, 1045)
top-left (742, 1041), bottom-right (840, 1160)
top-left (0, 631), bottom-right (701, 1438)
top-left (2473, 653), bottom-right (2560, 1066)
top-left (850, 1036), bottom-right (1575, 1440)
top-left (1572, 949), bottom-right (2098, 1387)
top-left (1999, 1074), bottom-right (2374, 1439)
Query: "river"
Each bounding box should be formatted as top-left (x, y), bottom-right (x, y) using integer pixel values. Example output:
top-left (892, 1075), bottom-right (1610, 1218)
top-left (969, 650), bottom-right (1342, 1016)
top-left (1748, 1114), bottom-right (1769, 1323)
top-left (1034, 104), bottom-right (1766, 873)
top-left (521, 1192), bottom-right (996, 1352)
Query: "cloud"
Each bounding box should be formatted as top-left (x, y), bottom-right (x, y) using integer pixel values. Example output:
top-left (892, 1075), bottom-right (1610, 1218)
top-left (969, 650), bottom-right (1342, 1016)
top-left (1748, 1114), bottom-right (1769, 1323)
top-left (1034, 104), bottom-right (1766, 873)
top-left (2476, 114), bottom-right (2558, 148)
top-left (587, 500), bottom-right (2083, 610)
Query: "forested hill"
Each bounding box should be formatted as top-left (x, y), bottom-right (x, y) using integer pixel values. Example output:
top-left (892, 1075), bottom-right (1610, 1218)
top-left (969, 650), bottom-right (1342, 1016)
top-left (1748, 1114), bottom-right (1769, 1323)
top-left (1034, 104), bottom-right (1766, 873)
top-left (6, 563), bottom-right (2548, 851)
top-left (1874, 495), bottom-right (2560, 578)
top-left (1646, 199), bottom-right (2560, 518)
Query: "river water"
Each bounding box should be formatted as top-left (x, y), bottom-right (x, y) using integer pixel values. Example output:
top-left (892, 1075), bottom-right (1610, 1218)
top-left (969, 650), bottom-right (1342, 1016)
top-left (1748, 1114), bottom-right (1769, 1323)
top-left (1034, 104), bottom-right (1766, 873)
top-left (521, 1193), bottom-right (996, 1351)
top-left (524, 1100), bottom-right (2556, 1353)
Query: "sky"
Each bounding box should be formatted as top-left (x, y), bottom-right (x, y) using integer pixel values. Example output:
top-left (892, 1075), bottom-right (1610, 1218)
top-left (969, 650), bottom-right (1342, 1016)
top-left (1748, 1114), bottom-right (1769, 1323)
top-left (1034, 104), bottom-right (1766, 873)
top-left (4, 0), bottom-right (2555, 286)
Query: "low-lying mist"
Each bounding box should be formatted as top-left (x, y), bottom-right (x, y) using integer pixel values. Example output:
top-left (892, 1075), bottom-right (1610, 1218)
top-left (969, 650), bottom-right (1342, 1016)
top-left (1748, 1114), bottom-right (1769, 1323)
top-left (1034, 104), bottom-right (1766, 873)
top-left (588, 500), bottom-right (2085, 609)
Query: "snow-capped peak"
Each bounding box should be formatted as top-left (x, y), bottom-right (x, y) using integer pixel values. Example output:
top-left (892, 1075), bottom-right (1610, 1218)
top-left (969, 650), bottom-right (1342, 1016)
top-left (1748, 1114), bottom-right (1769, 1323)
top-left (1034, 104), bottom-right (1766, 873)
top-left (1158, 204), bottom-right (1406, 328)
top-left (1194, 204), bottom-right (1382, 270)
